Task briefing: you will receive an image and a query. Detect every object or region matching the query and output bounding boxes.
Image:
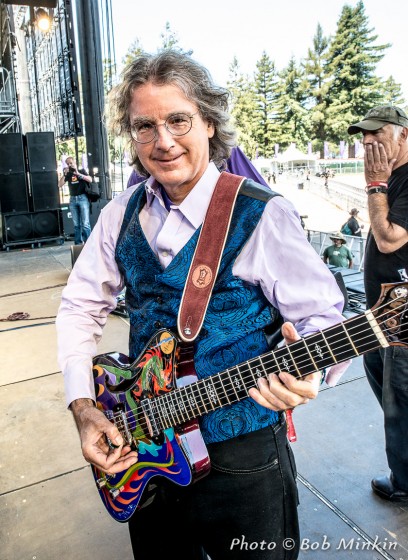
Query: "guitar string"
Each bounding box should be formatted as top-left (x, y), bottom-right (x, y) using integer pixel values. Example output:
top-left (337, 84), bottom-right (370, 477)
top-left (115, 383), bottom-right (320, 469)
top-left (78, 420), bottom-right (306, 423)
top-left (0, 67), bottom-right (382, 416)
top-left (111, 303), bottom-right (406, 435)
top-left (109, 300), bottom-right (406, 434)
top-left (107, 299), bottom-right (407, 434)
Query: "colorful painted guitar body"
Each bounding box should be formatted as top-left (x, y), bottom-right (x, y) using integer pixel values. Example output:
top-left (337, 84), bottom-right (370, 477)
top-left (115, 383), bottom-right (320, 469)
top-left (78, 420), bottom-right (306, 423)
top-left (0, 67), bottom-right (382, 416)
top-left (92, 330), bottom-right (210, 522)
top-left (92, 282), bottom-right (408, 522)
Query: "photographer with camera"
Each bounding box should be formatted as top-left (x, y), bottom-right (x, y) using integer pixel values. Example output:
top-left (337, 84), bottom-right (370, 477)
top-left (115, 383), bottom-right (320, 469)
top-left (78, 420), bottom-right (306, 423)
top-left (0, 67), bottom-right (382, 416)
top-left (59, 156), bottom-right (92, 245)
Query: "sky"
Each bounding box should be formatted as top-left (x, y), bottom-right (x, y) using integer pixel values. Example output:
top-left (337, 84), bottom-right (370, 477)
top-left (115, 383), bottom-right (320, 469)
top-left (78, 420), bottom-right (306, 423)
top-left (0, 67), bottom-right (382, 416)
top-left (110, 0), bottom-right (408, 104)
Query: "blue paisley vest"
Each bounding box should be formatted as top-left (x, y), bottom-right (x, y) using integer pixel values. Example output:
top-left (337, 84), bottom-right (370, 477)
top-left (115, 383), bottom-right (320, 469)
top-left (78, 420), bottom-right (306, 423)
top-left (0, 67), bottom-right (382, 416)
top-left (115, 179), bottom-right (282, 443)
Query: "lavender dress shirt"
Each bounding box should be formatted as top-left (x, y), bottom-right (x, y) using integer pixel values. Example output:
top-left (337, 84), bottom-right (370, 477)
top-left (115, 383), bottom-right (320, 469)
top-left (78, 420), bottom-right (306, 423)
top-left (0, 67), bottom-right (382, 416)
top-left (56, 162), bottom-right (345, 406)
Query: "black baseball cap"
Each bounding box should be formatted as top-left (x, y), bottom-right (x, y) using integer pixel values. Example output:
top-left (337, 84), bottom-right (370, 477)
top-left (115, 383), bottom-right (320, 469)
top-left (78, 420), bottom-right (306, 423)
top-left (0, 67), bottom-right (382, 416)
top-left (348, 105), bottom-right (408, 134)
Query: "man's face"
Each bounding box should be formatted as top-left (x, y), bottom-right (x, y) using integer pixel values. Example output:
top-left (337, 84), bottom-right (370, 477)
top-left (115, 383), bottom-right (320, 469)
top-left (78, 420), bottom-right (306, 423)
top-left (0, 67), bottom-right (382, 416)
top-left (362, 124), bottom-right (403, 163)
top-left (129, 82), bottom-right (214, 203)
top-left (333, 239), bottom-right (342, 247)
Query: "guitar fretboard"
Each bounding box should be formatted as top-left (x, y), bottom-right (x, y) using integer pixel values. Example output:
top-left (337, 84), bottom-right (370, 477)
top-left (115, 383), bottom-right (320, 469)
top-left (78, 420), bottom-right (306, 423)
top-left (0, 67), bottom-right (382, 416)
top-left (143, 312), bottom-right (382, 433)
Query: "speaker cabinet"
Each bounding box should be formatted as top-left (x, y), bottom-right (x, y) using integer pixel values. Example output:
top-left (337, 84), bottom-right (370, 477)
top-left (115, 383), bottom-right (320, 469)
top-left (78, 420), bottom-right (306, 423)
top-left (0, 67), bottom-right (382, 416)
top-left (3, 209), bottom-right (62, 244)
top-left (30, 171), bottom-right (60, 211)
top-left (0, 133), bottom-right (26, 174)
top-left (25, 132), bottom-right (57, 172)
top-left (0, 173), bottom-right (29, 213)
top-left (60, 199), bottom-right (109, 238)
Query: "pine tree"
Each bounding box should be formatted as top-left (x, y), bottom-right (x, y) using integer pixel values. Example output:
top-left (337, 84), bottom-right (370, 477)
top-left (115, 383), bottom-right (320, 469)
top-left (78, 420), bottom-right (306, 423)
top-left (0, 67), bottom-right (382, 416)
top-left (324, 1), bottom-right (390, 149)
top-left (275, 56), bottom-right (310, 151)
top-left (252, 52), bottom-right (279, 158)
top-left (303, 23), bottom-right (331, 157)
top-left (380, 76), bottom-right (406, 107)
top-left (227, 57), bottom-right (259, 158)
top-left (159, 22), bottom-right (193, 55)
top-left (122, 38), bottom-right (144, 67)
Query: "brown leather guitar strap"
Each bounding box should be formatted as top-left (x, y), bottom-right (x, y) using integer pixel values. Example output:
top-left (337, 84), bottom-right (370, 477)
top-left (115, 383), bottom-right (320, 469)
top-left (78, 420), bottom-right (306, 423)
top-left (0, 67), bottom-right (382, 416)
top-left (177, 171), bottom-right (245, 343)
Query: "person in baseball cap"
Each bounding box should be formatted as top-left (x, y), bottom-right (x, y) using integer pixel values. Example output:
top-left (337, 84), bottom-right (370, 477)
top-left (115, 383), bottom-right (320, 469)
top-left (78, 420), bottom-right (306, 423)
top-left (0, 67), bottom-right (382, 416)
top-left (347, 103), bottom-right (408, 503)
top-left (348, 105), bottom-right (408, 134)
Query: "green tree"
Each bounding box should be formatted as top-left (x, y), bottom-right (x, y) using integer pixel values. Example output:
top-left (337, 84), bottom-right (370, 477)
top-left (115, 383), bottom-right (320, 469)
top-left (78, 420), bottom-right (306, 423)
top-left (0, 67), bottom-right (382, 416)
top-left (122, 38), bottom-right (144, 67)
top-left (252, 51), bottom-right (280, 158)
top-left (379, 76), bottom-right (406, 106)
top-left (275, 56), bottom-right (310, 151)
top-left (303, 23), bottom-right (331, 157)
top-left (159, 21), bottom-right (192, 55)
top-left (227, 57), bottom-right (259, 158)
top-left (324, 1), bottom-right (390, 151)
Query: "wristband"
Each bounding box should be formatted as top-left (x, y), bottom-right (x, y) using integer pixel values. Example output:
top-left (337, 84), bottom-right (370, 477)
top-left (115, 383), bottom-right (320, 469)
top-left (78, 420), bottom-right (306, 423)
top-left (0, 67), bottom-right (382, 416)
top-left (365, 181), bottom-right (388, 192)
top-left (366, 186), bottom-right (388, 195)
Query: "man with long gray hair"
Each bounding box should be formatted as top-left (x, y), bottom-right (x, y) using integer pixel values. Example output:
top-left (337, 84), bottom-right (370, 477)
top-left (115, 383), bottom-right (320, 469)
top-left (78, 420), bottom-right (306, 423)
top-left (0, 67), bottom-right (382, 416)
top-left (57, 50), bottom-right (345, 559)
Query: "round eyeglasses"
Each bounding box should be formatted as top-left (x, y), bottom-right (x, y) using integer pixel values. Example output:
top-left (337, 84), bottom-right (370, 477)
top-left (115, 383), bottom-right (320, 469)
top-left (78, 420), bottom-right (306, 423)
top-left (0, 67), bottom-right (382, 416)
top-left (130, 112), bottom-right (198, 144)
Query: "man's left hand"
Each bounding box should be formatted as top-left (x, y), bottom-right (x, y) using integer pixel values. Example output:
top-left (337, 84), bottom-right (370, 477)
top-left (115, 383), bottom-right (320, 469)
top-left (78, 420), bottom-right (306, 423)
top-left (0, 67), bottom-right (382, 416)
top-left (248, 322), bottom-right (320, 411)
top-left (364, 141), bottom-right (395, 184)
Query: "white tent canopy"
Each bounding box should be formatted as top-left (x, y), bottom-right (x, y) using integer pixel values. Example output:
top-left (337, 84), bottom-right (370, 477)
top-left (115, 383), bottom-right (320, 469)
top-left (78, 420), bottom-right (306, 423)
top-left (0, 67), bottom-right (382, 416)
top-left (278, 145), bottom-right (317, 165)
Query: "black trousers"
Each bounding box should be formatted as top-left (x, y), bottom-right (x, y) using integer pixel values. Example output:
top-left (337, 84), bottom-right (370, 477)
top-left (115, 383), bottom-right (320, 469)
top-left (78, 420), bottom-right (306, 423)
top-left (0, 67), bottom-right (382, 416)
top-left (128, 421), bottom-right (300, 560)
top-left (364, 347), bottom-right (408, 490)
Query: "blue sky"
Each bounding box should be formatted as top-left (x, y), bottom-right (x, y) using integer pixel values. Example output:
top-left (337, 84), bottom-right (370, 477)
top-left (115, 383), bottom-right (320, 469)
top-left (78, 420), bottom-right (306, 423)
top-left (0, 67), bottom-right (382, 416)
top-left (111, 0), bottom-right (408, 102)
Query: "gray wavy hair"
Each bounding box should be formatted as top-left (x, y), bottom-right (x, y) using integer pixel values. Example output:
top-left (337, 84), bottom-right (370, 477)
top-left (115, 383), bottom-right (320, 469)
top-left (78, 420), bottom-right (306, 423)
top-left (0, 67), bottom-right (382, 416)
top-left (107, 50), bottom-right (236, 175)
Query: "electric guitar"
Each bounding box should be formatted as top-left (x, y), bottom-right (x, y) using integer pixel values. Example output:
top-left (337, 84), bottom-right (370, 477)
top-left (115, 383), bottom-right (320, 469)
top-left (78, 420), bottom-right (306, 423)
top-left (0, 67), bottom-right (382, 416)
top-left (92, 282), bottom-right (408, 522)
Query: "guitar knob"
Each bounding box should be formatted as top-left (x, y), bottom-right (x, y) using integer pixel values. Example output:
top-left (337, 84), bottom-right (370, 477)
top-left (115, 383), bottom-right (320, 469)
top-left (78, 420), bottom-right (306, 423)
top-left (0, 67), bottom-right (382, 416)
top-left (109, 487), bottom-right (121, 499)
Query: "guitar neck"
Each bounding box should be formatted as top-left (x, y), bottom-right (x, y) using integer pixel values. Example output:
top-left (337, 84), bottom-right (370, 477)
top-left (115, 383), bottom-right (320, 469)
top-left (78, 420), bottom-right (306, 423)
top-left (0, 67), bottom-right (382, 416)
top-left (149, 311), bottom-right (385, 431)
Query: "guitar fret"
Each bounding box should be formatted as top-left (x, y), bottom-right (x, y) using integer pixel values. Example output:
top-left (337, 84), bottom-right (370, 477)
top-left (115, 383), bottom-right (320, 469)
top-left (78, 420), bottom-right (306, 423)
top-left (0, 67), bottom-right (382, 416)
top-left (227, 368), bottom-right (239, 400)
top-left (149, 399), bottom-right (163, 433)
top-left (186, 384), bottom-right (201, 417)
top-left (196, 379), bottom-right (209, 413)
top-left (175, 393), bottom-right (186, 423)
top-left (248, 356), bottom-right (268, 383)
top-left (320, 330), bottom-right (338, 363)
top-left (341, 322), bottom-right (359, 356)
top-left (203, 379), bottom-right (216, 410)
top-left (167, 392), bottom-right (182, 425)
top-left (286, 345), bottom-right (301, 378)
top-left (156, 395), bottom-right (170, 428)
top-left (287, 338), bottom-right (316, 378)
top-left (275, 346), bottom-right (296, 376)
top-left (209, 377), bottom-right (223, 408)
top-left (246, 360), bottom-right (258, 385)
top-left (219, 372), bottom-right (231, 404)
top-left (228, 367), bottom-right (248, 400)
top-left (303, 338), bottom-right (318, 371)
top-left (180, 385), bottom-right (194, 419)
top-left (272, 352), bottom-right (282, 373)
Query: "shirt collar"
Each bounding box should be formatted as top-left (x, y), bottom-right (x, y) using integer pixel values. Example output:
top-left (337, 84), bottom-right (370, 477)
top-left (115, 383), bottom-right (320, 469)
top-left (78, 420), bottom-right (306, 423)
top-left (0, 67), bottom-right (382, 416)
top-left (144, 162), bottom-right (220, 228)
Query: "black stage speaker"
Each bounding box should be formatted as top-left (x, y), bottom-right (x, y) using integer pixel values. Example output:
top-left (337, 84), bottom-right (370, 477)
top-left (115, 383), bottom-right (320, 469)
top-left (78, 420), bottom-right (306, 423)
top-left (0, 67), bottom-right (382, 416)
top-left (30, 171), bottom-right (60, 211)
top-left (3, 209), bottom-right (62, 244)
top-left (25, 132), bottom-right (57, 172)
top-left (0, 133), bottom-right (25, 174)
top-left (0, 173), bottom-right (29, 213)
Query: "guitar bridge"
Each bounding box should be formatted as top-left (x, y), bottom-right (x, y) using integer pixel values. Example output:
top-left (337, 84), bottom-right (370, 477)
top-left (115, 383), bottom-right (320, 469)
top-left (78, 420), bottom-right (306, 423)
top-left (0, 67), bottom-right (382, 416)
top-left (110, 403), bottom-right (133, 446)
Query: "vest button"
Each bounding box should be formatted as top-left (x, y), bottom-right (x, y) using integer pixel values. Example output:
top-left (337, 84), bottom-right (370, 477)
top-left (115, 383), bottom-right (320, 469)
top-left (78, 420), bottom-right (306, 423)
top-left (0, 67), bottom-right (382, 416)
top-left (156, 296), bottom-right (163, 304)
top-left (154, 320), bottom-right (162, 328)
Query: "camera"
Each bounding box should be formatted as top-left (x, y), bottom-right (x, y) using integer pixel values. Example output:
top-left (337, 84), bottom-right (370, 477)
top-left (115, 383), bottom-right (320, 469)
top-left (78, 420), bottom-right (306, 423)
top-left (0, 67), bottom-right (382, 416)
top-left (68, 166), bottom-right (75, 173)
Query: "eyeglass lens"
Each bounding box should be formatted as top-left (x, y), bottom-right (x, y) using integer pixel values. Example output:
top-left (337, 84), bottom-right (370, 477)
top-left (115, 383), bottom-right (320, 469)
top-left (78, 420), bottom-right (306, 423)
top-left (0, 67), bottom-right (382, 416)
top-left (132, 113), bottom-right (194, 143)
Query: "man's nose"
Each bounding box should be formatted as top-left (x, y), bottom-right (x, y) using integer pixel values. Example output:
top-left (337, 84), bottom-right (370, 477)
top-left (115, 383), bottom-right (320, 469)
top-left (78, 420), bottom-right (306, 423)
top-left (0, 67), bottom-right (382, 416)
top-left (362, 132), bottom-right (376, 145)
top-left (154, 124), bottom-right (175, 149)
